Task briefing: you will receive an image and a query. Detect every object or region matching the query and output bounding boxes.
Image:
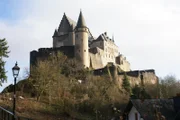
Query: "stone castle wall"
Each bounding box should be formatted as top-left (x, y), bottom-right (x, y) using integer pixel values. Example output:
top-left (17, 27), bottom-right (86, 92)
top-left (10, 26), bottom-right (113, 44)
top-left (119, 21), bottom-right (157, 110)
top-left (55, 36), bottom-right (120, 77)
top-left (53, 32), bottom-right (75, 48)
top-left (93, 67), bottom-right (158, 97)
top-left (117, 69), bottom-right (157, 88)
top-left (30, 46), bottom-right (75, 67)
top-left (88, 47), bottom-right (130, 70)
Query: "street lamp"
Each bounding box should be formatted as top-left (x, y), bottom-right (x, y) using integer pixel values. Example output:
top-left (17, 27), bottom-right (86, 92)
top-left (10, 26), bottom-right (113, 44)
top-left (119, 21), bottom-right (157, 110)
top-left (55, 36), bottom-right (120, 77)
top-left (12, 62), bottom-right (20, 120)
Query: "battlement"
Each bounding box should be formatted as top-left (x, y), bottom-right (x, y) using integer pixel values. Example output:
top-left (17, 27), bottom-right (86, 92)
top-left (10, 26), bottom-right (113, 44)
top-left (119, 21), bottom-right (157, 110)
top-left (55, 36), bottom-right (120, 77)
top-left (118, 69), bottom-right (155, 77)
top-left (30, 46), bottom-right (75, 66)
top-left (93, 65), bottom-right (155, 77)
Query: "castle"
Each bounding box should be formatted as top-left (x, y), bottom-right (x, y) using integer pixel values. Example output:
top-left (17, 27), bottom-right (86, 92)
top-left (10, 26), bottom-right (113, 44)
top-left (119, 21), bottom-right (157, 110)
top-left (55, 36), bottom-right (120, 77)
top-left (52, 11), bottom-right (130, 71)
top-left (30, 11), bottom-right (158, 97)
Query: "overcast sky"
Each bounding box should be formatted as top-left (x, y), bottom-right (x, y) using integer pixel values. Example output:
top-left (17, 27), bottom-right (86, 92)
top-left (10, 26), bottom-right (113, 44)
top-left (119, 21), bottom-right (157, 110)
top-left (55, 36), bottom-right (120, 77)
top-left (0, 0), bottom-right (180, 91)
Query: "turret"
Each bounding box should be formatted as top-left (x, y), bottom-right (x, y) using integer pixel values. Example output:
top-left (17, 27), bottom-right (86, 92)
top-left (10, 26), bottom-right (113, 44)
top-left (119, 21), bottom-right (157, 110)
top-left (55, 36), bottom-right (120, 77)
top-left (52, 29), bottom-right (59, 48)
top-left (75, 11), bottom-right (89, 68)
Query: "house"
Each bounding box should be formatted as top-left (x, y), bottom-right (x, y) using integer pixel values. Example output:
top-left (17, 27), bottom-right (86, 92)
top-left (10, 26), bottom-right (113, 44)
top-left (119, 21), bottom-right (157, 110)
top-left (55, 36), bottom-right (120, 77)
top-left (124, 98), bottom-right (180, 120)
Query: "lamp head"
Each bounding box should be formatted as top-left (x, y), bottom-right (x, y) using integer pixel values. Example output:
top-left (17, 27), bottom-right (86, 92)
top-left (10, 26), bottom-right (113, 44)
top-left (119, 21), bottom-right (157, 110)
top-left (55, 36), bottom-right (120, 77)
top-left (12, 62), bottom-right (20, 78)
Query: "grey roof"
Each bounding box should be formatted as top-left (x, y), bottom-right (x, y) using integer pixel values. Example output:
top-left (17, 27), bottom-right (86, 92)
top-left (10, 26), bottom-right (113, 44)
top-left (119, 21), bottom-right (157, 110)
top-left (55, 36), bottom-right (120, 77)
top-left (57, 13), bottom-right (76, 32)
top-left (76, 11), bottom-right (87, 28)
top-left (65, 15), bottom-right (76, 29)
top-left (54, 12), bottom-right (94, 40)
top-left (94, 32), bottom-right (114, 43)
top-left (53, 29), bottom-right (58, 37)
top-left (124, 99), bottom-right (177, 120)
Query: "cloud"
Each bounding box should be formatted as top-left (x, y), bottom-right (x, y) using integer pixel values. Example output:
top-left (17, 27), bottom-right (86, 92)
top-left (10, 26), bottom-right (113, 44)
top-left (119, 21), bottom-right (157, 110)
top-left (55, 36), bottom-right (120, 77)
top-left (0, 0), bottom-right (180, 91)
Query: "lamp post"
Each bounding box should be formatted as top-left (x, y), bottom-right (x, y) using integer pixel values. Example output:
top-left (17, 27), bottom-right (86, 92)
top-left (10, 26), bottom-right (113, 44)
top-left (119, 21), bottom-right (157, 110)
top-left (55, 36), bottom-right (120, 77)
top-left (12, 62), bottom-right (20, 120)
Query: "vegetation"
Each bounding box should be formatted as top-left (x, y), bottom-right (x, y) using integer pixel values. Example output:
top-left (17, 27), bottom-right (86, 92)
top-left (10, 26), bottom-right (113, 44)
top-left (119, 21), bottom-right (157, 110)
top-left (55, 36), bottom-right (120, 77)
top-left (122, 73), bottom-right (131, 93)
top-left (131, 85), bottom-right (151, 99)
top-left (159, 75), bottom-right (180, 98)
top-left (0, 38), bottom-right (9, 85)
top-left (2, 52), bottom-right (128, 120)
top-left (1, 51), bottom-right (179, 119)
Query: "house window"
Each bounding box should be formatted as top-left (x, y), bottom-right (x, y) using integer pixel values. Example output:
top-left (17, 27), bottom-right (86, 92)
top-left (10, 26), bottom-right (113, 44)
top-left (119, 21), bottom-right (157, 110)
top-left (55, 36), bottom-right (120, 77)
top-left (135, 113), bottom-right (138, 120)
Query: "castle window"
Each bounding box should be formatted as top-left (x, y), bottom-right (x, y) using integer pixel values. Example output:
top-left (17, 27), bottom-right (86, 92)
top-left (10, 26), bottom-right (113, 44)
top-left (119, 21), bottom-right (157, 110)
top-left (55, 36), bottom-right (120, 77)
top-left (84, 50), bottom-right (86, 52)
top-left (79, 50), bottom-right (80, 52)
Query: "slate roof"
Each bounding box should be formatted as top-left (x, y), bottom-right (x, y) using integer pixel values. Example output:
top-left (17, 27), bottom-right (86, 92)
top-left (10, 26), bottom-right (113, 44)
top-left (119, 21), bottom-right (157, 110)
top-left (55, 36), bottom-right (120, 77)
top-left (76, 11), bottom-right (87, 28)
top-left (53, 29), bottom-right (59, 37)
top-left (54, 11), bottom-right (95, 43)
top-left (94, 32), bottom-right (114, 42)
top-left (124, 99), bottom-right (178, 120)
top-left (65, 15), bottom-right (76, 29)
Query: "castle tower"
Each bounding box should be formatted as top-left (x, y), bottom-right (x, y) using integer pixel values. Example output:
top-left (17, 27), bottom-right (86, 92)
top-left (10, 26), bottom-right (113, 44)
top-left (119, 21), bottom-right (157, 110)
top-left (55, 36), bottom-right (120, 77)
top-left (75, 11), bottom-right (89, 68)
top-left (52, 29), bottom-right (59, 47)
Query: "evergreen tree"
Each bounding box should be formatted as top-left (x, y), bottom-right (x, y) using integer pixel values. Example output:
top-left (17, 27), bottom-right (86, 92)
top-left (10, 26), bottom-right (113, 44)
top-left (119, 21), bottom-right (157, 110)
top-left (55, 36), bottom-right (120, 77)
top-left (0, 38), bottom-right (9, 85)
top-left (131, 85), bottom-right (151, 99)
top-left (131, 84), bottom-right (141, 99)
top-left (122, 73), bottom-right (131, 93)
top-left (140, 88), bottom-right (151, 99)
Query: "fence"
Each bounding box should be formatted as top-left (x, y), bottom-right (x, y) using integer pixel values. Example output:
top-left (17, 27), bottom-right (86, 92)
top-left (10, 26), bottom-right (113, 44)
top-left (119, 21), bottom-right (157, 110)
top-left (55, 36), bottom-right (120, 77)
top-left (0, 106), bottom-right (31, 120)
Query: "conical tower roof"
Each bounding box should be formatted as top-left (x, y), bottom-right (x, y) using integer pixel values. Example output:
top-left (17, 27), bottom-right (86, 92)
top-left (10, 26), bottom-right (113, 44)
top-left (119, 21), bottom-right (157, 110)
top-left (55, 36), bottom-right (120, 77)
top-left (53, 29), bottom-right (58, 37)
top-left (76, 11), bottom-right (87, 28)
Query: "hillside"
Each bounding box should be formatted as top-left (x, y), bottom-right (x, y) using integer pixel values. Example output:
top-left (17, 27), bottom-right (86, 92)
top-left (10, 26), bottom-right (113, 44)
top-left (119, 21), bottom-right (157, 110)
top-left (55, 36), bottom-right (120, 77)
top-left (0, 76), bottom-right (129, 120)
top-left (0, 53), bottom-right (156, 120)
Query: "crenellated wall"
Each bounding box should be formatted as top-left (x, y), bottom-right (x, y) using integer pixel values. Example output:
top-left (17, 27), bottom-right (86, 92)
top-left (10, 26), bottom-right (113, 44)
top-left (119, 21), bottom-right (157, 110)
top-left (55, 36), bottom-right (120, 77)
top-left (118, 69), bottom-right (157, 88)
top-left (30, 46), bottom-right (75, 71)
top-left (93, 66), bottom-right (158, 97)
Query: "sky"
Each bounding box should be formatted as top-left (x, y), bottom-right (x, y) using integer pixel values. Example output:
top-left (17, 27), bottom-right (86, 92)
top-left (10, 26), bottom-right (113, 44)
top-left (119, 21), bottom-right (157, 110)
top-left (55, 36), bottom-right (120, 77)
top-left (0, 0), bottom-right (180, 91)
